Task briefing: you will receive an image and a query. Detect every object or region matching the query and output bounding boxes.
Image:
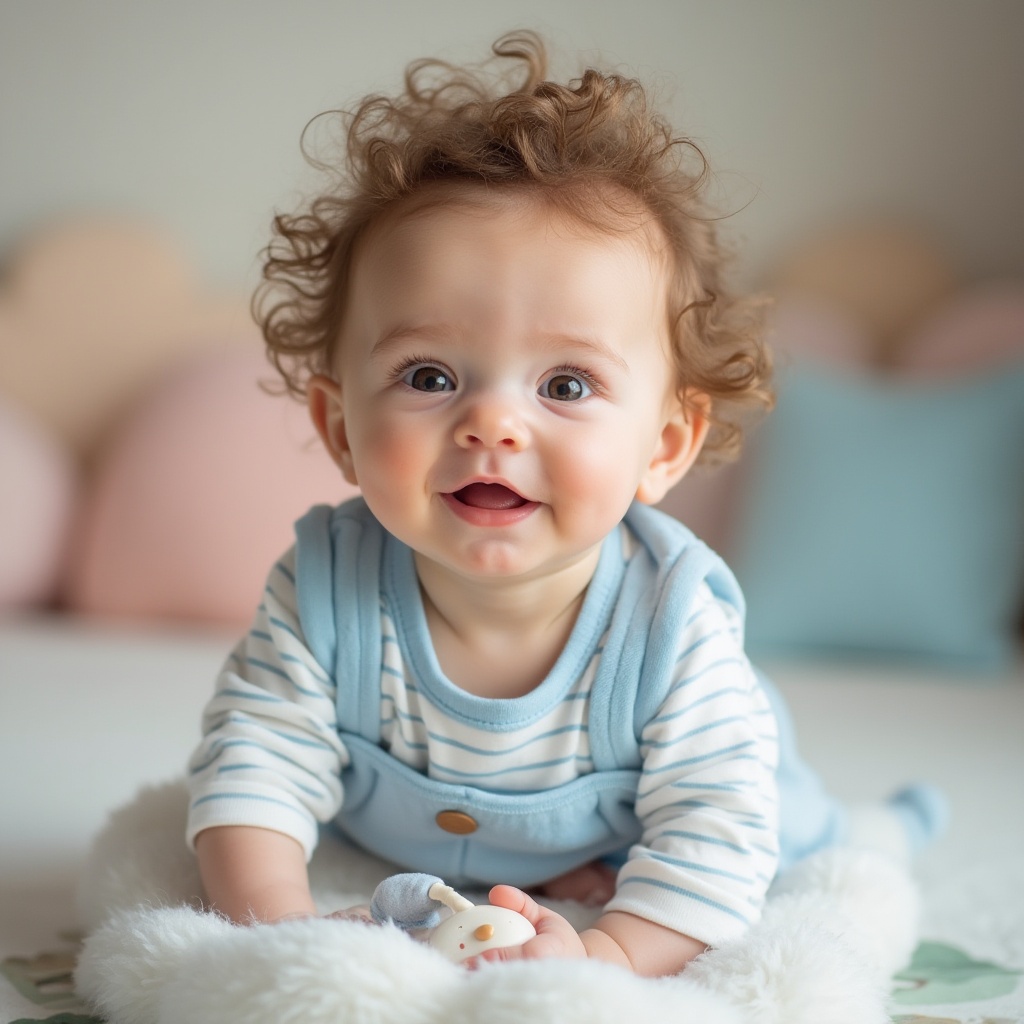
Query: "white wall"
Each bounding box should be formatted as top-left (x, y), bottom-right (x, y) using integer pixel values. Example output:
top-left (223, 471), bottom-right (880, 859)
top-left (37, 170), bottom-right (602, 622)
top-left (1, 0), bottom-right (1022, 291)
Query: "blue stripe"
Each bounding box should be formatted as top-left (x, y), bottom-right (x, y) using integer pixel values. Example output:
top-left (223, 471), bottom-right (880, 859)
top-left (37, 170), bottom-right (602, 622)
top-left (737, 819), bottom-right (769, 832)
top-left (268, 615), bottom-right (303, 642)
top-left (249, 629), bottom-right (273, 642)
top-left (189, 744), bottom-right (227, 775)
top-left (675, 630), bottom-right (726, 662)
top-left (643, 741), bottom-right (757, 775)
top-left (648, 687), bottom-right (749, 726)
top-left (190, 792), bottom-right (314, 822)
top-left (217, 687), bottom-right (286, 704)
top-left (656, 830), bottom-right (750, 854)
top-left (651, 798), bottom-right (766, 821)
top-left (643, 715), bottom-right (746, 748)
top-left (668, 658), bottom-right (744, 694)
top-left (380, 677), bottom-right (421, 697)
top-left (391, 733), bottom-right (429, 752)
top-left (190, 738), bottom-right (334, 777)
top-left (669, 780), bottom-right (750, 792)
top-left (426, 724), bottom-right (587, 758)
top-left (274, 561), bottom-right (296, 585)
top-left (617, 877), bottom-right (751, 924)
top-left (380, 697), bottom-right (426, 724)
top-left (641, 852), bottom-right (754, 884)
top-left (246, 657), bottom-right (291, 682)
top-left (561, 691), bottom-right (590, 703)
top-left (683, 605), bottom-right (710, 629)
top-left (266, 726), bottom-right (337, 751)
top-left (215, 763), bottom-right (326, 800)
top-left (277, 653), bottom-right (330, 691)
top-left (431, 754), bottom-right (576, 781)
top-left (245, 657), bottom-right (329, 699)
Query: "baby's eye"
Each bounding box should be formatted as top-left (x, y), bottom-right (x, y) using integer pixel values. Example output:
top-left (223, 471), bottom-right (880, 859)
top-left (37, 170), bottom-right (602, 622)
top-left (404, 365), bottom-right (455, 392)
top-left (541, 372), bottom-right (592, 402)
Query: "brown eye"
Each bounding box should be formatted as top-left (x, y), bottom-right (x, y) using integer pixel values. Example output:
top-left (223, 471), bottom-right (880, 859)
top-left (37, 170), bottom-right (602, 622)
top-left (542, 373), bottom-right (588, 401)
top-left (406, 365), bottom-right (454, 392)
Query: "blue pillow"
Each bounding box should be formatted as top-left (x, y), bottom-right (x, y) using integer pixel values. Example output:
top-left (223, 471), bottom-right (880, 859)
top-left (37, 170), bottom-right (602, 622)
top-left (732, 361), bottom-right (1024, 669)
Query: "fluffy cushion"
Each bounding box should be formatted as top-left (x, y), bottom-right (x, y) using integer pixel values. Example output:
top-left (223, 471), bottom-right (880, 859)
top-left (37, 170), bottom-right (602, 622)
top-left (65, 348), bottom-right (357, 625)
top-left (733, 361), bottom-right (1024, 668)
top-left (893, 283), bottom-right (1024, 377)
top-left (0, 219), bottom-right (247, 461)
top-left (0, 396), bottom-right (78, 608)
top-left (770, 223), bottom-right (955, 359)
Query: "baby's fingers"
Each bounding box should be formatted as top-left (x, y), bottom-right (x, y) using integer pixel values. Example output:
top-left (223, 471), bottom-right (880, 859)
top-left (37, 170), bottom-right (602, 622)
top-left (481, 885), bottom-right (586, 963)
top-left (487, 884), bottom-right (543, 924)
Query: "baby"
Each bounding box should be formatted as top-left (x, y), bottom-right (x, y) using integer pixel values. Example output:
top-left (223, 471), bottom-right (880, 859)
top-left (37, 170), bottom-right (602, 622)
top-left (187, 32), bottom-right (943, 977)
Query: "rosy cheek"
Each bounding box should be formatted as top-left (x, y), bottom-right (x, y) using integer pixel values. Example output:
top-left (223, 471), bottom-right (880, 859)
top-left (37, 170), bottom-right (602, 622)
top-left (555, 433), bottom-right (625, 488)
top-left (360, 421), bottom-right (425, 478)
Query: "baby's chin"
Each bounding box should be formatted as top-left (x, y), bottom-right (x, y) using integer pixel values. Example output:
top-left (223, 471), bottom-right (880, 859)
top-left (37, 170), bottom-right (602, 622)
top-left (421, 536), bottom-right (608, 589)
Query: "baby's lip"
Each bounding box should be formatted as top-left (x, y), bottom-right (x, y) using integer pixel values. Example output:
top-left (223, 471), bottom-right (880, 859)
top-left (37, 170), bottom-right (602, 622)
top-left (449, 482), bottom-right (529, 510)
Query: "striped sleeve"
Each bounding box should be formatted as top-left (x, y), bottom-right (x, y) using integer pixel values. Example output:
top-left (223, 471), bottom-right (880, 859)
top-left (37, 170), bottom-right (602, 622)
top-left (185, 547), bottom-right (347, 859)
top-left (605, 584), bottom-right (780, 947)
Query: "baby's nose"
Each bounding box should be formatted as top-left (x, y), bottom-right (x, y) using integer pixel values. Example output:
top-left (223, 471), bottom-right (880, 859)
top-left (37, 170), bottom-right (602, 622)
top-left (454, 398), bottom-right (527, 450)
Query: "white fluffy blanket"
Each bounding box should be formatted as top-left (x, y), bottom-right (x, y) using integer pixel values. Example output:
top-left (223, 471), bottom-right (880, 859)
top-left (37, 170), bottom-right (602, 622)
top-left (74, 781), bottom-right (920, 1024)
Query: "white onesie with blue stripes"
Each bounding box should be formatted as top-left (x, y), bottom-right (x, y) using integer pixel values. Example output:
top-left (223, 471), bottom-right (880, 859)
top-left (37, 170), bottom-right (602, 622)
top-left (187, 499), bottom-right (781, 948)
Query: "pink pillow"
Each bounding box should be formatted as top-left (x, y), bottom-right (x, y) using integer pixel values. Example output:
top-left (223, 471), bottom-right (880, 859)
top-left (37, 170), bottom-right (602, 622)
top-left (66, 348), bottom-right (357, 625)
top-left (767, 294), bottom-right (878, 370)
top-left (0, 397), bottom-right (78, 609)
top-left (892, 283), bottom-right (1024, 376)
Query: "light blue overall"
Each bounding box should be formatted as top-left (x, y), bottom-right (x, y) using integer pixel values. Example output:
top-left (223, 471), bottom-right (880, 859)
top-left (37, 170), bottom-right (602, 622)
top-left (294, 498), bottom-right (844, 889)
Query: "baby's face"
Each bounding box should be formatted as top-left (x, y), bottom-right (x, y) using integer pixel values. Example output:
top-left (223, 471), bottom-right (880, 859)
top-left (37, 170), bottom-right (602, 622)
top-left (314, 191), bottom-right (705, 586)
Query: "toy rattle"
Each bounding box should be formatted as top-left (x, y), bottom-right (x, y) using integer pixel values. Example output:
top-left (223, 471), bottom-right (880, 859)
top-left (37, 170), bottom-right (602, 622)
top-left (370, 872), bottom-right (536, 962)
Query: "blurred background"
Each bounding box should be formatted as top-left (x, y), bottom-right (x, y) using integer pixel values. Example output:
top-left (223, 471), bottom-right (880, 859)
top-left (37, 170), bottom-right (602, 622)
top-left (1, 0), bottom-right (1023, 668)
top-left (3, 0), bottom-right (1022, 290)
top-left (2, 3), bottom-right (1024, 931)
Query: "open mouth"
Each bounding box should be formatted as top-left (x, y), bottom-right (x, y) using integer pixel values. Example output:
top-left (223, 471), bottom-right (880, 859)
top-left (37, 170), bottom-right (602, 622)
top-left (451, 483), bottom-right (529, 510)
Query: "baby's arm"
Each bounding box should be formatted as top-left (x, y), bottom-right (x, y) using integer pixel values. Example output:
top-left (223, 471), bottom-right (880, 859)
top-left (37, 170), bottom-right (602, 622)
top-left (485, 887), bottom-right (706, 976)
top-left (186, 549), bottom-right (347, 922)
top-left (486, 592), bottom-right (780, 973)
top-left (195, 825), bottom-right (318, 923)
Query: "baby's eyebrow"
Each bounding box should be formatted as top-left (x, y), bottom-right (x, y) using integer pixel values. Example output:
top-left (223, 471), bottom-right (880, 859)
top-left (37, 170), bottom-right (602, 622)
top-left (537, 331), bottom-right (631, 373)
top-left (370, 323), bottom-right (631, 374)
top-left (370, 323), bottom-right (457, 357)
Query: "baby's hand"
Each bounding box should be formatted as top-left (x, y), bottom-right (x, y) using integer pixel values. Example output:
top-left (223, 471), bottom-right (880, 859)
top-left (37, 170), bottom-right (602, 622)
top-left (470, 885), bottom-right (586, 966)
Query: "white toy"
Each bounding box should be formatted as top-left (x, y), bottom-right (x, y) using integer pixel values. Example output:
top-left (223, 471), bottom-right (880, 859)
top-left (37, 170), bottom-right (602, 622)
top-left (370, 873), bottom-right (536, 963)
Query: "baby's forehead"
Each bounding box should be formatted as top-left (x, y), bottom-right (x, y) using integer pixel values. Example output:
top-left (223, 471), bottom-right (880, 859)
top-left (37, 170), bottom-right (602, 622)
top-left (358, 181), bottom-right (673, 269)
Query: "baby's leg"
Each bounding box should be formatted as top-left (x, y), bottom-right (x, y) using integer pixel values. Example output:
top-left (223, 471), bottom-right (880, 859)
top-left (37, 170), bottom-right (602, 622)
top-left (759, 670), bottom-right (947, 868)
top-left (846, 784), bottom-right (949, 864)
top-left (540, 860), bottom-right (617, 906)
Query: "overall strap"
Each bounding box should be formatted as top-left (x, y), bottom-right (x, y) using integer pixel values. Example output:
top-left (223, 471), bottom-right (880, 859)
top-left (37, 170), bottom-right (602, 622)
top-left (294, 497), bottom-right (387, 742)
top-left (586, 504), bottom-right (743, 771)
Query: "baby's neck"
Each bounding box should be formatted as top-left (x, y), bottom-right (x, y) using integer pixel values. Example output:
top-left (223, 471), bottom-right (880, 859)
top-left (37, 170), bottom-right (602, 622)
top-left (414, 548), bottom-right (601, 699)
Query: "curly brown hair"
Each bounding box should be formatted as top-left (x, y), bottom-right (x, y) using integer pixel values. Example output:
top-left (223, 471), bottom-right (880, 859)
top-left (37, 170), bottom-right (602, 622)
top-left (253, 31), bottom-right (772, 463)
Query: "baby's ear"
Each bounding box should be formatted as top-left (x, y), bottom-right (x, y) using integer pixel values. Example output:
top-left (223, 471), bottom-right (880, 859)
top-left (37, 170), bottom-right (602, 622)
top-left (634, 390), bottom-right (710, 505)
top-left (308, 375), bottom-right (359, 486)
